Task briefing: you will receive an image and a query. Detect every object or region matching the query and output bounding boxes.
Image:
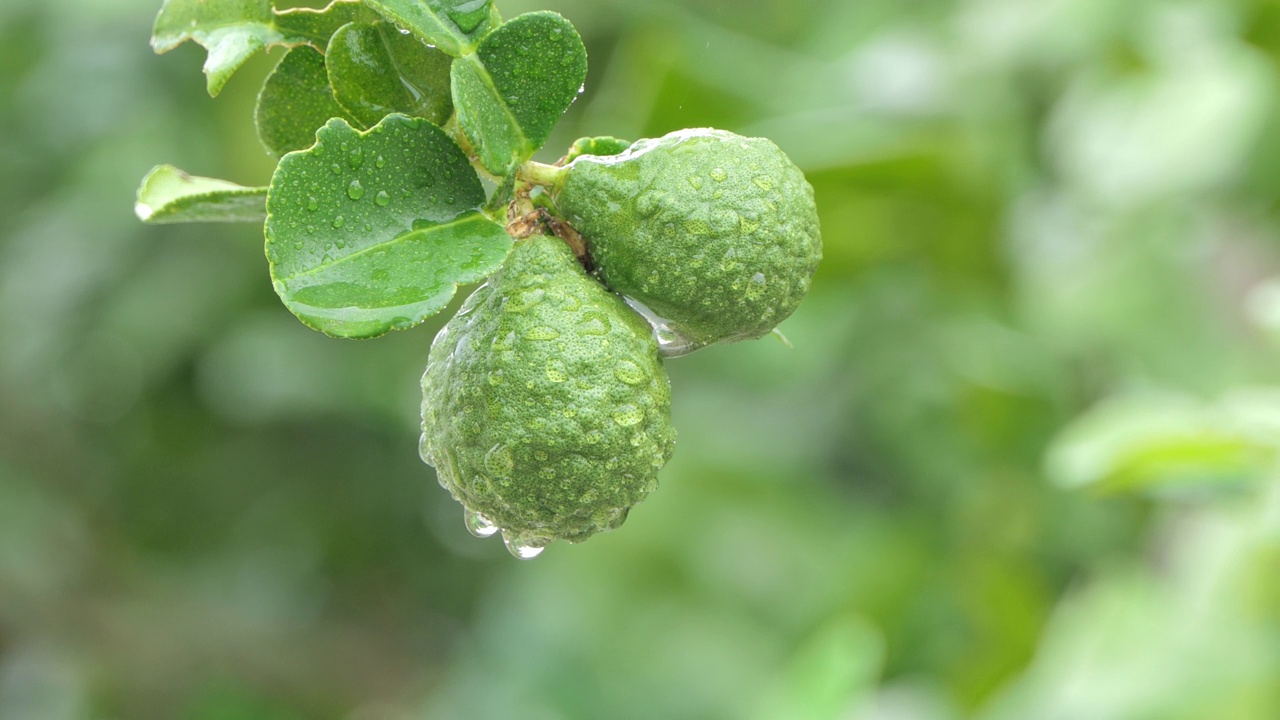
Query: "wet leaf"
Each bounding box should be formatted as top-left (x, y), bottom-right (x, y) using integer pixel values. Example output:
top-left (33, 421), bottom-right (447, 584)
top-left (265, 114), bottom-right (512, 338)
top-left (452, 11), bottom-right (587, 175)
top-left (255, 46), bottom-right (358, 158)
top-left (151, 0), bottom-right (373, 96)
top-left (361, 0), bottom-right (500, 57)
top-left (135, 165), bottom-right (267, 224)
top-left (326, 22), bottom-right (454, 128)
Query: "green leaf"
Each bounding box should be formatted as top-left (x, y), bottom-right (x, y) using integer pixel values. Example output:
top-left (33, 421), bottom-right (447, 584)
top-left (255, 47), bottom-right (358, 158)
top-left (563, 136), bottom-right (633, 163)
top-left (451, 12), bottom-right (588, 175)
top-left (135, 165), bottom-right (267, 224)
top-left (265, 114), bottom-right (512, 338)
top-left (274, 1), bottom-right (375, 40)
top-left (151, 0), bottom-right (373, 96)
top-left (1046, 392), bottom-right (1280, 494)
top-left (326, 22), bottom-right (453, 129)
top-left (754, 617), bottom-right (883, 720)
top-left (361, 0), bottom-right (500, 57)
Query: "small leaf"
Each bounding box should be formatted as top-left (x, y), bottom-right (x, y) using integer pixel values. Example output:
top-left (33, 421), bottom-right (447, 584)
top-left (151, 0), bottom-right (373, 96)
top-left (136, 165), bottom-right (267, 224)
top-left (255, 47), bottom-right (358, 158)
top-left (326, 22), bottom-right (453, 128)
top-left (361, 0), bottom-right (500, 57)
top-left (451, 12), bottom-right (588, 175)
top-left (563, 136), bottom-right (633, 163)
top-left (265, 114), bottom-right (512, 338)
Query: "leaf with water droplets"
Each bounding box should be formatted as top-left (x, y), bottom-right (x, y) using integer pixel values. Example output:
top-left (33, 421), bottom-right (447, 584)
top-left (266, 114), bottom-right (512, 338)
top-left (255, 46), bottom-right (359, 158)
top-left (326, 21), bottom-right (454, 128)
top-left (451, 11), bottom-right (588, 175)
top-left (150, 0), bottom-right (374, 97)
top-left (135, 165), bottom-right (267, 224)
top-left (361, 0), bottom-right (500, 57)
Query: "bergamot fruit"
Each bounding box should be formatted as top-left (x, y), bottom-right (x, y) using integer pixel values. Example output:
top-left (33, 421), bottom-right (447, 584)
top-left (549, 128), bottom-right (822, 348)
top-left (420, 235), bottom-right (676, 557)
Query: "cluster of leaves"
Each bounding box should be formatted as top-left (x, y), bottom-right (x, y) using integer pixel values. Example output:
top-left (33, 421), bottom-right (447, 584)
top-left (136, 0), bottom-right (589, 338)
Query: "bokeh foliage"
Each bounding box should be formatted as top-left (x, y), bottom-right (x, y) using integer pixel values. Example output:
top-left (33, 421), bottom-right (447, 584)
top-left (3, 0), bottom-right (1280, 718)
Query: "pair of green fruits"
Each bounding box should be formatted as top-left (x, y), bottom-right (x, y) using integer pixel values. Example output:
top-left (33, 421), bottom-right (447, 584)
top-left (420, 128), bottom-right (822, 558)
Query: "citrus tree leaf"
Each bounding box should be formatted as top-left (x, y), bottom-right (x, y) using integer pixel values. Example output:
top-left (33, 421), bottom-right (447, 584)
top-left (151, 0), bottom-right (373, 96)
top-left (135, 165), bottom-right (267, 224)
top-left (1046, 392), bottom-right (1280, 494)
top-left (361, 0), bottom-right (500, 57)
top-left (255, 46), bottom-right (359, 158)
top-left (563, 136), bottom-right (632, 163)
top-left (451, 12), bottom-right (587, 175)
top-left (265, 114), bottom-right (512, 338)
top-left (326, 22), bottom-right (453, 129)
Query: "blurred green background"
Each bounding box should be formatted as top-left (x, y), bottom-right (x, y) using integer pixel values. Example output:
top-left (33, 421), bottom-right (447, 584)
top-left (4, 0), bottom-right (1280, 717)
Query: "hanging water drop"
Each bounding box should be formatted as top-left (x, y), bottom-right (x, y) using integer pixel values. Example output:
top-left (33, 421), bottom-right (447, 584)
top-left (622, 297), bottom-right (705, 358)
top-left (375, 190), bottom-right (391, 206)
top-left (347, 179), bottom-right (365, 200)
top-left (464, 508), bottom-right (499, 538)
top-left (418, 433), bottom-right (434, 465)
top-left (502, 531), bottom-right (548, 559)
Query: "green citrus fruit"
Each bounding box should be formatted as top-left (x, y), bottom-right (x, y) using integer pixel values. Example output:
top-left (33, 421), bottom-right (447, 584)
top-left (551, 128), bottom-right (822, 348)
top-left (420, 235), bottom-right (676, 557)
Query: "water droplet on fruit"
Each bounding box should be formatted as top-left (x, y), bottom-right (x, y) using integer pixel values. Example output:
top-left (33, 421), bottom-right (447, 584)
top-left (484, 444), bottom-right (514, 476)
top-left (614, 361), bottom-right (646, 385)
top-left (504, 287), bottom-right (545, 313)
top-left (375, 190), bottom-right (391, 206)
top-left (503, 531), bottom-right (548, 559)
top-left (710, 168), bottom-right (728, 182)
top-left (457, 285), bottom-right (486, 316)
top-left (347, 179), bottom-right (365, 200)
top-left (523, 326), bottom-right (560, 341)
top-left (753, 175), bottom-right (774, 191)
top-left (622, 297), bottom-right (705, 357)
top-left (613, 404), bottom-right (643, 426)
top-left (545, 359), bottom-right (568, 383)
top-left (578, 311), bottom-right (611, 335)
top-left (418, 433), bottom-right (434, 465)
top-left (464, 508), bottom-right (499, 537)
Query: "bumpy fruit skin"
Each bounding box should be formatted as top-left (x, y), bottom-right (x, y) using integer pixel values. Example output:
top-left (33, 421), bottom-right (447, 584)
top-left (553, 128), bottom-right (822, 346)
top-left (420, 236), bottom-right (676, 546)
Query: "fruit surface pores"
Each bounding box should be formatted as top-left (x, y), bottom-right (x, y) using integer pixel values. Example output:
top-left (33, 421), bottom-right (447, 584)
top-left (553, 128), bottom-right (822, 346)
top-left (420, 236), bottom-right (676, 549)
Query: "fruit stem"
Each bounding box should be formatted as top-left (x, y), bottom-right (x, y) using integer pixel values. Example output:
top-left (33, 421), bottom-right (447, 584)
top-left (517, 161), bottom-right (569, 191)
